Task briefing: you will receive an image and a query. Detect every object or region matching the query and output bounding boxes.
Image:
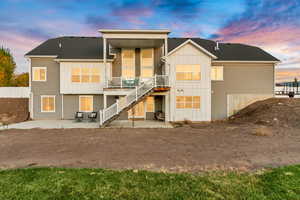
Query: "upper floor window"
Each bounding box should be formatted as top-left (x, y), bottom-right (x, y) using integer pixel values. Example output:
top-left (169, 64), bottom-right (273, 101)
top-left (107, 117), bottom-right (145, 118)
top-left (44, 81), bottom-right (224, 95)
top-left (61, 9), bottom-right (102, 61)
top-left (211, 66), bottom-right (223, 81)
top-left (141, 48), bottom-right (154, 78)
top-left (176, 65), bottom-right (201, 81)
top-left (122, 49), bottom-right (135, 78)
top-left (33, 67), bottom-right (46, 81)
top-left (71, 67), bottom-right (100, 83)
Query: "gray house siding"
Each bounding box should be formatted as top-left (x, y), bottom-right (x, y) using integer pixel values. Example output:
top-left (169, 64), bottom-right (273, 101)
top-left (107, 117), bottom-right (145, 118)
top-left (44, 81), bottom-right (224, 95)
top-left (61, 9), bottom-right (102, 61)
top-left (62, 94), bottom-right (103, 120)
top-left (31, 58), bottom-right (62, 119)
top-left (211, 62), bottom-right (275, 120)
top-left (111, 47), bottom-right (163, 78)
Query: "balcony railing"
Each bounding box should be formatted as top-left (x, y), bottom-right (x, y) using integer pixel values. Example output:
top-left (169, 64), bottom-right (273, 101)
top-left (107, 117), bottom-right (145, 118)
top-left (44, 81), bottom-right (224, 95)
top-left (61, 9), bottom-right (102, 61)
top-left (105, 75), bottom-right (169, 89)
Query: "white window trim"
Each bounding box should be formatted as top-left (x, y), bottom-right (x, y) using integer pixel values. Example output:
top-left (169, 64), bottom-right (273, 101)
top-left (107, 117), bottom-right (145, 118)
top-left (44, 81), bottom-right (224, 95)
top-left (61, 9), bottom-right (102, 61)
top-left (128, 100), bottom-right (146, 119)
top-left (175, 64), bottom-right (201, 81)
top-left (79, 95), bottom-right (93, 112)
top-left (32, 67), bottom-right (47, 82)
top-left (175, 96), bottom-right (201, 110)
top-left (121, 48), bottom-right (135, 78)
top-left (41, 95), bottom-right (55, 113)
top-left (140, 48), bottom-right (154, 78)
top-left (146, 96), bottom-right (155, 112)
top-left (211, 66), bottom-right (224, 81)
top-left (71, 67), bottom-right (101, 83)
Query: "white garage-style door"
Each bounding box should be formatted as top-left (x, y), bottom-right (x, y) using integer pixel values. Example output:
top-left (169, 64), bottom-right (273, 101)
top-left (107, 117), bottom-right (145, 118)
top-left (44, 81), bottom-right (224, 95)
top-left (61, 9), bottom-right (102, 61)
top-left (227, 93), bottom-right (273, 117)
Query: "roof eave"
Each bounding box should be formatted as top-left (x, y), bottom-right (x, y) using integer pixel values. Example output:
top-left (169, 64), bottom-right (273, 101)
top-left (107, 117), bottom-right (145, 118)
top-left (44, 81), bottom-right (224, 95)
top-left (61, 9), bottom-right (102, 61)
top-left (168, 39), bottom-right (218, 59)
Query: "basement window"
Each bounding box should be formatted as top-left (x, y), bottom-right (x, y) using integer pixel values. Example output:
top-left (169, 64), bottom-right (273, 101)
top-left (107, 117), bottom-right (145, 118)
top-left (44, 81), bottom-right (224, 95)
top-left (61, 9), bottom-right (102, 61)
top-left (79, 96), bottom-right (93, 112)
top-left (176, 96), bottom-right (200, 109)
top-left (41, 95), bottom-right (55, 112)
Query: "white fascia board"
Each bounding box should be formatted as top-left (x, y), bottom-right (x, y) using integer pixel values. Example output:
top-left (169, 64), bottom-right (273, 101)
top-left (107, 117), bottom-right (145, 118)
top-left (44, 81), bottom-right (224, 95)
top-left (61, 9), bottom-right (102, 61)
top-left (99, 29), bottom-right (171, 34)
top-left (24, 55), bottom-right (58, 58)
top-left (54, 58), bottom-right (112, 62)
top-left (212, 60), bottom-right (281, 64)
top-left (167, 39), bottom-right (218, 59)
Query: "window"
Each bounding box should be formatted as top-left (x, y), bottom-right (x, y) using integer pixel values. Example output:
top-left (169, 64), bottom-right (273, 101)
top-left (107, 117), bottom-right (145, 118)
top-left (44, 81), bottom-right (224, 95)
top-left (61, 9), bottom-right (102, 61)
top-left (71, 67), bottom-right (100, 83)
top-left (176, 96), bottom-right (201, 109)
top-left (141, 48), bottom-right (154, 78)
top-left (146, 96), bottom-right (154, 112)
top-left (176, 65), bottom-right (201, 81)
top-left (41, 96), bottom-right (55, 112)
top-left (33, 67), bottom-right (46, 81)
top-left (79, 96), bottom-right (93, 112)
top-left (71, 67), bottom-right (80, 82)
top-left (211, 66), bottom-right (223, 81)
top-left (122, 49), bottom-right (135, 78)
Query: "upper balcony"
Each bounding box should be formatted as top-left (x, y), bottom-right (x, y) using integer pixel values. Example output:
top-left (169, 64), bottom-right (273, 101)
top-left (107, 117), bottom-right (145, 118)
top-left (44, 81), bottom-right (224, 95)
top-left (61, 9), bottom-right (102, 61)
top-left (99, 29), bottom-right (170, 92)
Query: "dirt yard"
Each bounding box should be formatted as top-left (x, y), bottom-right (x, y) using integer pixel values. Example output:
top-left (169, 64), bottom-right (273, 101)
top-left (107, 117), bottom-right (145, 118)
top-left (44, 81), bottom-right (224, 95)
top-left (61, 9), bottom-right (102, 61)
top-left (0, 98), bottom-right (299, 172)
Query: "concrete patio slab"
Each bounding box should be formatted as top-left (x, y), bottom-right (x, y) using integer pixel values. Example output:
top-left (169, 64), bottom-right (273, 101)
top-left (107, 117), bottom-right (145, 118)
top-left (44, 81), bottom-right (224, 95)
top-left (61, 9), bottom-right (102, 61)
top-left (107, 120), bottom-right (173, 128)
top-left (0, 120), bottom-right (173, 130)
top-left (1, 120), bottom-right (99, 130)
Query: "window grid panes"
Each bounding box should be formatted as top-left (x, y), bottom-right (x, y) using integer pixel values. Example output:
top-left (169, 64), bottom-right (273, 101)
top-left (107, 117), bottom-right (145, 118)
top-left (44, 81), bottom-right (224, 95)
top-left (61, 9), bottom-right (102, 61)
top-left (176, 96), bottom-right (201, 109)
top-left (33, 68), bottom-right (46, 81)
top-left (71, 67), bottom-right (100, 83)
top-left (141, 49), bottom-right (154, 78)
top-left (122, 49), bottom-right (135, 78)
top-left (146, 97), bottom-right (154, 112)
top-left (41, 96), bottom-right (55, 112)
top-left (211, 66), bottom-right (223, 81)
top-left (176, 65), bottom-right (201, 81)
top-left (79, 96), bottom-right (93, 112)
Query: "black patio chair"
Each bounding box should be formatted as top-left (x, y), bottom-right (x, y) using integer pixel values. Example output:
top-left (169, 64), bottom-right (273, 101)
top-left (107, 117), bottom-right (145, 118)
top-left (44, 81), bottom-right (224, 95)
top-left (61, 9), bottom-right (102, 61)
top-left (75, 112), bottom-right (84, 122)
top-left (88, 112), bottom-right (98, 122)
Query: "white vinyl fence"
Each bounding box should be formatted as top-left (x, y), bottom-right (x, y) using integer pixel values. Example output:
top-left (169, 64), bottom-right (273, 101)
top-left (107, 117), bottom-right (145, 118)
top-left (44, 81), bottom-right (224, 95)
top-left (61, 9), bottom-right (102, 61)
top-left (0, 87), bottom-right (30, 98)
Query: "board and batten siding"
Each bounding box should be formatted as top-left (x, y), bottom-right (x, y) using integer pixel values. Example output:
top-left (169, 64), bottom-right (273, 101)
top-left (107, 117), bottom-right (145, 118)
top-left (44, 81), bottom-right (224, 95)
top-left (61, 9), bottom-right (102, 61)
top-left (168, 43), bottom-right (212, 121)
top-left (211, 62), bottom-right (275, 120)
top-left (60, 62), bottom-right (111, 94)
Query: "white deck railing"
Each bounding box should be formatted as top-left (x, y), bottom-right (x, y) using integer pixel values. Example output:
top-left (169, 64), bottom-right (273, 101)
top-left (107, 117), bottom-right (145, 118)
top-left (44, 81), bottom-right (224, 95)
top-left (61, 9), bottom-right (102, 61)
top-left (99, 75), bottom-right (169, 126)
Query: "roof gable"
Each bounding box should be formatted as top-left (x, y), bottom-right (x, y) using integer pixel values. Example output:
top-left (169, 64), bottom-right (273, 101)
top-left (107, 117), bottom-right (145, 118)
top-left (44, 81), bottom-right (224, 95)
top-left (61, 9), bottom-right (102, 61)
top-left (168, 39), bottom-right (217, 59)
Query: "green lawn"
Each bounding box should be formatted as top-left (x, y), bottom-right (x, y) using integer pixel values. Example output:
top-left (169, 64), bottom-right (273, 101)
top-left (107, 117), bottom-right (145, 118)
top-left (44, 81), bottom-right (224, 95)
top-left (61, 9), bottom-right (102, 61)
top-left (0, 165), bottom-right (300, 200)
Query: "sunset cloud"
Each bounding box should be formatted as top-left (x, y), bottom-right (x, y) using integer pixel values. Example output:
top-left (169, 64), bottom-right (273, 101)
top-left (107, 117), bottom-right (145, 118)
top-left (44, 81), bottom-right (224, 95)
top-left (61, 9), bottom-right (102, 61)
top-left (0, 0), bottom-right (299, 82)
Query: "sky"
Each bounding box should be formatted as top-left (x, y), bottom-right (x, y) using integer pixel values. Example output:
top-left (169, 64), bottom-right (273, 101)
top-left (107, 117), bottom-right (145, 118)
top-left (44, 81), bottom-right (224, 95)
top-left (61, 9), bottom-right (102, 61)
top-left (0, 0), bottom-right (299, 82)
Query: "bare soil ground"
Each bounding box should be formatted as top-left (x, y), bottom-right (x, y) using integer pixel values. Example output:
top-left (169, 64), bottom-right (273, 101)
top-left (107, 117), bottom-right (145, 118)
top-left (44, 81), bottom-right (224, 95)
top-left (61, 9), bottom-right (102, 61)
top-left (0, 98), bottom-right (299, 172)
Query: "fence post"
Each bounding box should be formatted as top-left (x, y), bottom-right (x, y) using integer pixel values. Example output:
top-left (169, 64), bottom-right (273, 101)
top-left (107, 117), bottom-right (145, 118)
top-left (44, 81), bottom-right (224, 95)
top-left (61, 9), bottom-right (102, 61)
top-left (120, 77), bottom-right (123, 88)
top-left (99, 110), bottom-right (102, 126)
top-left (135, 86), bottom-right (138, 101)
top-left (154, 75), bottom-right (157, 88)
top-left (116, 99), bottom-right (119, 113)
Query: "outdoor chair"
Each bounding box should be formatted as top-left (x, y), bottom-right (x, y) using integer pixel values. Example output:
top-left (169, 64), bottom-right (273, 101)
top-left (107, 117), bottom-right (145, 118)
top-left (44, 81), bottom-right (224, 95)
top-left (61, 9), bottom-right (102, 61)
top-left (75, 112), bottom-right (84, 122)
top-left (154, 111), bottom-right (165, 121)
top-left (88, 112), bottom-right (98, 122)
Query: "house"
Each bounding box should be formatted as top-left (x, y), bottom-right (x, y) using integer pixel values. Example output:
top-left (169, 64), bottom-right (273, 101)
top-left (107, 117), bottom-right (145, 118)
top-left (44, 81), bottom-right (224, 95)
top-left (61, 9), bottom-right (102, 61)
top-left (25, 29), bottom-right (280, 126)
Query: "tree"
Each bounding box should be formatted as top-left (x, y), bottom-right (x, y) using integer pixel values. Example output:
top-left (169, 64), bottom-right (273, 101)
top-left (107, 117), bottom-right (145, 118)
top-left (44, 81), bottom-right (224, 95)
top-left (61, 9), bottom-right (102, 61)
top-left (0, 47), bottom-right (16, 86)
top-left (12, 72), bottom-right (29, 87)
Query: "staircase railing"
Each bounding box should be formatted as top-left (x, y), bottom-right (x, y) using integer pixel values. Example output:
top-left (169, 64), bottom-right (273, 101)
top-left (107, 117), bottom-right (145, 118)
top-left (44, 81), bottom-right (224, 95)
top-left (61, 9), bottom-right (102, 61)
top-left (99, 75), bottom-right (169, 126)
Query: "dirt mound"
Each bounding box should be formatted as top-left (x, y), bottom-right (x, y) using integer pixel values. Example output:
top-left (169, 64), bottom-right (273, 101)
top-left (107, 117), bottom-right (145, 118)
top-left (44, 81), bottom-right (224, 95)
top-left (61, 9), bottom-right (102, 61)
top-left (0, 98), bottom-right (29, 124)
top-left (229, 98), bottom-right (300, 128)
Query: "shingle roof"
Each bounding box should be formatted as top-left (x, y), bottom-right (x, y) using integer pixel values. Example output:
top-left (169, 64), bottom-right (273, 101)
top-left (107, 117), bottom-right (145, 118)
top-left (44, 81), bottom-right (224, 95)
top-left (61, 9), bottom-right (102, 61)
top-left (26, 36), bottom-right (280, 62)
top-left (168, 38), bottom-right (280, 61)
top-left (25, 37), bottom-right (113, 59)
